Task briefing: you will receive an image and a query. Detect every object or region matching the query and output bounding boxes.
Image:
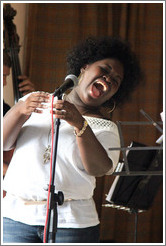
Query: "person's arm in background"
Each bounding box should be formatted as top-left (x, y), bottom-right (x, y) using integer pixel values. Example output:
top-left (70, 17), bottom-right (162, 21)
top-left (18, 75), bottom-right (35, 96)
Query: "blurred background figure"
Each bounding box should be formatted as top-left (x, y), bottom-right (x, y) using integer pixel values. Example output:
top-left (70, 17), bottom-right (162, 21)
top-left (3, 49), bottom-right (35, 178)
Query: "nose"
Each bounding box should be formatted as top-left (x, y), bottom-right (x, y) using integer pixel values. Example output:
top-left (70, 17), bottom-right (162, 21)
top-left (103, 74), bottom-right (112, 83)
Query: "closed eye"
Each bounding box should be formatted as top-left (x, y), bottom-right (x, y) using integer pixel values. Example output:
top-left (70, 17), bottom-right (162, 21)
top-left (100, 67), bottom-right (110, 74)
top-left (108, 78), bottom-right (119, 89)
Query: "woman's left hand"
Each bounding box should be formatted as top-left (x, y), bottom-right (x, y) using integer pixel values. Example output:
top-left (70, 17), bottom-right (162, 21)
top-left (53, 99), bottom-right (84, 129)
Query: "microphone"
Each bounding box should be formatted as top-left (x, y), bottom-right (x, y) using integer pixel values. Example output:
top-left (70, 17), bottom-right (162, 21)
top-left (53, 74), bottom-right (78, 97)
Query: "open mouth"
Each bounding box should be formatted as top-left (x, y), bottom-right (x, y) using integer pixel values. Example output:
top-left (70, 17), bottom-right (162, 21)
top-left (90, 80), bottom-right (109, 98)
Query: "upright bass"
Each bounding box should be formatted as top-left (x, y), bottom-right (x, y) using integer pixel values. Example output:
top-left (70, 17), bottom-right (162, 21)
top-left (3, 3), bottom-right (23, 103)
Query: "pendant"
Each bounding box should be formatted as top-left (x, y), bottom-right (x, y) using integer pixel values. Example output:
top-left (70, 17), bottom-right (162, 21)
top-left (43, 145), bottom-right (51, 164)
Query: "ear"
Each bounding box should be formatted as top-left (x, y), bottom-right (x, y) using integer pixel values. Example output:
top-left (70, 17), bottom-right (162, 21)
top-left (80, 64), bottom-right (89, 73)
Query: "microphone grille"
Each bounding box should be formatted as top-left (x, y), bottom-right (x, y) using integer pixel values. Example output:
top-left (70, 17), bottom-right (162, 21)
top-left (65, 74), bottom-right (78, 86)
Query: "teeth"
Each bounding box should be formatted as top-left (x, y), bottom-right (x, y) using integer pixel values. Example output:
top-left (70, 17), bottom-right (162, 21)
top-left (96, 81), bottom-right (107, 91)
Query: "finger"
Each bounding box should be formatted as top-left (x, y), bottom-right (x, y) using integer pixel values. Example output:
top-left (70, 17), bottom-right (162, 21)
top-left (54, 103), bottom-right (64, 110)
top-left (28, 101), bottom-right (49, 109)
top-left (19, 86), bottom-right (35, 93)
top-left (31, 92), bottom-right (51, 102)
top-left (53, 109), bottom-right (66, 119)
top-left (53, 99), bottom-right (66, 110)
top-left (25, 103), bottom-right (48, 115)
top-left (33, 108), bottom-right (44, 114)
top-left (53, 99), bottom-right (64, 104)
top-left (25, 107), bottom-right (43, 115)
top-left (18, 80), bottom-right (33, 87)
top-left (18, 80), bottom-right (35, 90)
top-left (53, 99), bottom-right (64, 105)
top-left (18, 75), bottom-right (28, 80)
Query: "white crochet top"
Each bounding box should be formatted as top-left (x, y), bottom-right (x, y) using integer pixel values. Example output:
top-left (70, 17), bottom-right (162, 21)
top-left (3, 97), bottom-right (120, 228)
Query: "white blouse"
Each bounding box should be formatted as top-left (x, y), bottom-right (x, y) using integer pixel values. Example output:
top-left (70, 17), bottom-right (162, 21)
top-left (3, 102), bottom-right (120, 228)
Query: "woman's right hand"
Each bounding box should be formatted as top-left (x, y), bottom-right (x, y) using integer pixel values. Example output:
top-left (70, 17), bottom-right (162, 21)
top-left (18, 91), bottom-right (51, 116)
top-left (3, 91), bottom-right (51, 151)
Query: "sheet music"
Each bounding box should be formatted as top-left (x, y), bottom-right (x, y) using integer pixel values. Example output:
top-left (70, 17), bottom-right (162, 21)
top-left (106, 162), bottom-right (124, 202)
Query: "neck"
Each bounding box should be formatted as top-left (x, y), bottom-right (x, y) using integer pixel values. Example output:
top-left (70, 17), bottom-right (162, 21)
top-left (65, 90), bottom-right (102, 118)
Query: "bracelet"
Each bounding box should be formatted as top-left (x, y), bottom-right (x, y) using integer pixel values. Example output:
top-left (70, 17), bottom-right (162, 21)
top-left (74, 119), bottom-right (88, 137)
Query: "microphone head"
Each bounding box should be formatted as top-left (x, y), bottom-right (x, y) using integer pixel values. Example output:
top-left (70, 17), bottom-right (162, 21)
top-left (65, 74), bottom-right (78, 87)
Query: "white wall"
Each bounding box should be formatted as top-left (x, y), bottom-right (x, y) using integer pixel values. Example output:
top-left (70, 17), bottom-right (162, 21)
top-left (3, 3), bottom-right (28, 107)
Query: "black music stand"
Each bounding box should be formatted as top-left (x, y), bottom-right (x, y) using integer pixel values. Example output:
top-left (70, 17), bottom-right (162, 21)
top-left (105, 142), bottom-right (163, 242)
top-left (103, 110), bottom-right (163, 243)
top-left (107, 141), bottom-right (162, 209)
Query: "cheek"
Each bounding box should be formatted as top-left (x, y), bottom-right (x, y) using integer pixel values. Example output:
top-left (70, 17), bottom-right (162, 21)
top-left (111, 83), bottom-right (120, 95)
top-left (105, 87), bottom-right (119, 102)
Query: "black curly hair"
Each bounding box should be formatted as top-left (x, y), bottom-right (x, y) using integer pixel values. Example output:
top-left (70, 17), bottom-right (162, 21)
top-left (66, 36), bottom-right (143, 107)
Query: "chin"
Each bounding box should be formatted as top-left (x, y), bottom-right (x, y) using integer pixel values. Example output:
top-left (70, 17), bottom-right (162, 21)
top-left (85, 98), bottom-right (104, 108)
